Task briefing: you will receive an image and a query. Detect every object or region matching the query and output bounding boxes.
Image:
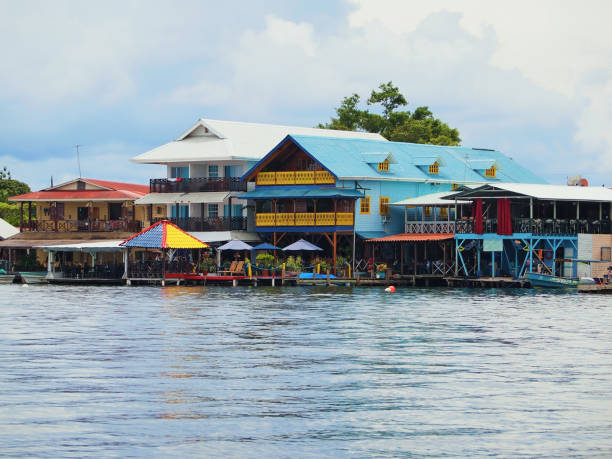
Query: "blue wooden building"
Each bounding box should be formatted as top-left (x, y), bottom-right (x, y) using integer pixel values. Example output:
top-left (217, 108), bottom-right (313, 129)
top-left (240, 135), bottom-right (544, 271)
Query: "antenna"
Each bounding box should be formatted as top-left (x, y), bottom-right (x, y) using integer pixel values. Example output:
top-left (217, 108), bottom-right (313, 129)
top-left (74, 144), bottom-right (82, 177)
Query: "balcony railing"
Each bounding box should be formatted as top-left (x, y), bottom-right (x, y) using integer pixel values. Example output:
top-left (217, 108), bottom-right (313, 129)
top-left (405, 221), bottom-right (456, 233)
top-left (150, 177), bottom-right (247, 193)
top-left (155, 216), bottom-right (247, 232)
top-left (21, 219), bottom-right (141, 232)
top-left (256, 170), bottom-right (335, 186)
top-left (255, 212), bottom-right (353, 227)
top-left (453, 218), bottom-right (612, 235)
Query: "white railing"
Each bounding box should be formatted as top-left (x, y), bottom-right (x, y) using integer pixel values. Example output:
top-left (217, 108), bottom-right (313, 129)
top-left (405, 221), bottom-right (456, 233)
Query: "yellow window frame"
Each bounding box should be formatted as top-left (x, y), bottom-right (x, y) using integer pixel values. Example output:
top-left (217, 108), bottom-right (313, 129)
top-left (377, 159), bottom-right (389, 172)
top-left (428, 162), bottom-right (439, 175)
top-left (360, 196), bottom-right (371, 214)
top-left (379, 197), bottom-right (390, 215)
top-left (485, 166), bottom-right (496, 178)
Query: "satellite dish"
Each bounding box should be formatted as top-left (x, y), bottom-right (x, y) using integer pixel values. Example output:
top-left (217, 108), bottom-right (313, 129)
top-left (567, 174), bottom-right (582, 186)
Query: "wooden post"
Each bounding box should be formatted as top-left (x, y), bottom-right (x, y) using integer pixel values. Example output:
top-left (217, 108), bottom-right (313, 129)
top-left (27, 201), bottom-right (32, 230)
top-left (333, 231), bottom-right (337, 275)
top-left (162, 248), bottom-right (166, 281)
top-left (400, 243), bottom-right (404, 275)
top-left (19, 202), bottom-right (23, 231)
top-left (326, 268), bottom-right (330, 286)
top-left (414, 242), bottom-right (417, 275)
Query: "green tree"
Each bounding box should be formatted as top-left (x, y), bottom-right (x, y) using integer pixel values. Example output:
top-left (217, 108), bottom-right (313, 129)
top-left (0, 167), bottom-right (33, 227)
top-left (319, 81), bottom-right (461, 146)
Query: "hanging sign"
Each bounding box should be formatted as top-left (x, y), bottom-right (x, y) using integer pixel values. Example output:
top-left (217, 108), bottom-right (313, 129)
top-left (483, 239), bottom-right (503, 252)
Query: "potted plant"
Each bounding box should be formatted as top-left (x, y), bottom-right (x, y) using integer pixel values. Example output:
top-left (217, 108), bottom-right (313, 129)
top-left (376, 263), bottom-right (388, 279)
top-left (256, 253), bottom-right (274, 276)
top-left (199, 257), bottom-right (216, 275)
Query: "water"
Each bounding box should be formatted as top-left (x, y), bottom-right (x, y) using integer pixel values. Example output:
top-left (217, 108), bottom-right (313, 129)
top-left (1, 284), bottom-right (611, 458)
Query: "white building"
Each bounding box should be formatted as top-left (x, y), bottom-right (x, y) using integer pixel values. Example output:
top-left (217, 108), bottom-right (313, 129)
top-left (131, 118), bottom-right (385, 243)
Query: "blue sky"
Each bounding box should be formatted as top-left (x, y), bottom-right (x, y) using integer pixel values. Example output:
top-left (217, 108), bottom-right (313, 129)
top-left (1, 0), bottom-right (611, 190)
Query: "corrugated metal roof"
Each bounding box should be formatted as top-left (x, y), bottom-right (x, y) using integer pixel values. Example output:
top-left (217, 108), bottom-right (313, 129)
top-left (121, 220), bottom-right (209, 249)
top-left (391, 191), bottom-right (471, 206)
top-left (135, 192), bottom-right (229, 205)
top-left (9, 189), bottom-right (147, 202)
top-left (366, 233), bottom-right (455, 242)
top-left (449, 183), bottom-right (612, 202)
top-left (239, 187), bottom-right (363, 199)
top-left (130, 119), bottom-right (386, 164)
top-left (35, 240), bottom-right (125, 252)
top-left (282, 136), bottom-right (545, 184)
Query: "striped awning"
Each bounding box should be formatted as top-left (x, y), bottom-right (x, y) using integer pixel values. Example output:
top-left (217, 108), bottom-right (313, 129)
top-left (366, 233), bottom-right (454, 242)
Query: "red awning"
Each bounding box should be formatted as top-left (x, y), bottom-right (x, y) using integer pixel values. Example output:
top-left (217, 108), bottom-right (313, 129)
top-left (366, 233), bottom-right (454, 242)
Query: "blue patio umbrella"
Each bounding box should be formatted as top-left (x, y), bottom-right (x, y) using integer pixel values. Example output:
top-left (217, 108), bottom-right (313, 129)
top-left (217, 239), bottom-right (253, 251)
top-left (282, 239), bottom-right (323, 251)
top-left (251, 242), bottom-right (280, 251)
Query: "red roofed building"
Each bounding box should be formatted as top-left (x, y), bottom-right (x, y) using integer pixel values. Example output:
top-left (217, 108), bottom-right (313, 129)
top-left (9, 178), bottom-right (154, 233)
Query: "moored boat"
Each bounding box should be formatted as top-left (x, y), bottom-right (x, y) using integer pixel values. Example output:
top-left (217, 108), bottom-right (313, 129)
top-left (525, 272), bottom-right (579, 288)
top-left (16, 272), bottom-right (48, 284)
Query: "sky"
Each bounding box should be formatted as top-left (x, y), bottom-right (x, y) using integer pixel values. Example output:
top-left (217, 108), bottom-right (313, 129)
top-left (1, 0), bottom-right (611, 190)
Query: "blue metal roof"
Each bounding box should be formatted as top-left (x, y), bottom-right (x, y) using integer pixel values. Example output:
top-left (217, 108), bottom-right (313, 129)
top-left (243, 135), bottom-right (546, 184)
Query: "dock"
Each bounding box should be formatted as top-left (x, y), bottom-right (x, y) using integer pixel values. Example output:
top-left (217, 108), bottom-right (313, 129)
top-left (578, 283), bottom-right (612, 294)
top-left (445, 277), bottom-right (531, 288)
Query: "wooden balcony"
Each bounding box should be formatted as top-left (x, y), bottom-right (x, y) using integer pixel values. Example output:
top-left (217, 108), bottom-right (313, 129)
top-left (150, 177), bottom-right (246, 193)
top-left (452, 218), bottom-right (612, 235)
top-left (21, 219), bottom-right (142, 233)
top-left (255, 170), bottom-right (335, 186)
top-left (255, 212), bottom-right (353, 227)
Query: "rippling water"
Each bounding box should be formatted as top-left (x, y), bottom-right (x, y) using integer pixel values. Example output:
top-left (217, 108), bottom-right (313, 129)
top-left (1, 284), bottom-right (611, 457)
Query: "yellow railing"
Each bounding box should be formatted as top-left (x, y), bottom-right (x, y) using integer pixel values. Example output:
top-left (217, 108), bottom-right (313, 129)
top-left (276, 213), bottom-right (295, 226)
top-left (256, 213), bottom-right (276, 226)
top-left (295, 170), bottom-right (314, 184)
top-left (316, 212), bottom-right (336, 226)
top-left (315, 170), bottom-right (335, 184)
top-left (295, 213), bottom-right (315, 226)
top-left (336, 212), bottom-right (354, 225)
top-left (255, 212), bottom-right (354, 227)
top-left (276, 171), bottom-right (295, 185)
top-left (256, 172), bottom-right (276, 185)
top-left (256, 170), bottom-right (335, 185)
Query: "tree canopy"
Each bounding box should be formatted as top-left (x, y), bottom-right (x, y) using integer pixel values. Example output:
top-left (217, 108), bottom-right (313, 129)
top-left (0, 166), bottom-right (32, 226)
top-left (318, 81), bottom-right (461, 146)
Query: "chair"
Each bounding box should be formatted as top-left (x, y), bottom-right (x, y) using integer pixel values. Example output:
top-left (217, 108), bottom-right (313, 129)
top-left (233, 261), bottom-right (245, 276)
top-left (219, 261), bottom-right (237, 276)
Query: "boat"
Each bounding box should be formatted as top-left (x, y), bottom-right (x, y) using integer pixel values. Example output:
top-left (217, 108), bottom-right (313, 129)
top-left (525, 272), bottom-right (579, 288)
top-left (16, 272), bottom-right (48, 284)
top-left (0, 274), bottom-right (15, 284)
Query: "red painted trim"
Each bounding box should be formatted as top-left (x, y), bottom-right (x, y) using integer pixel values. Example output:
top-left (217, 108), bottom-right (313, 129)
top-left (161, 222), bottom-right (168, 248)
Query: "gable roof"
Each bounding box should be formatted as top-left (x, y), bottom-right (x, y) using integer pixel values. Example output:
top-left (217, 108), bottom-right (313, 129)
top-left (130, 118), bottom-right (386, 164)
top-left (243, 135), bottom-right (545, 185)
top-left (446, 183), bottom-right (612, 202)
top-left (8, 178), bottom-right (149, 202)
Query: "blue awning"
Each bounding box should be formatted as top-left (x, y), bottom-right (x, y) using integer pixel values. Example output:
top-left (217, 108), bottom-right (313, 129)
top-left (238, 187), bottom-right (363, 200)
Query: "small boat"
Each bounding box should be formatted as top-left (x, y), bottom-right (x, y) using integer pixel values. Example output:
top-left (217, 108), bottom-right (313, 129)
top-left (16, 272), bottom-right (48, 284)
top-left (0, 274), bottom-right (15, 284)
top-left (525, 272), bottom-right (579, 288)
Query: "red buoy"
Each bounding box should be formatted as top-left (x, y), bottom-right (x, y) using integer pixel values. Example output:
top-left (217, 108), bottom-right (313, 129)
top-left (385, 285), bottom-right (396, 293)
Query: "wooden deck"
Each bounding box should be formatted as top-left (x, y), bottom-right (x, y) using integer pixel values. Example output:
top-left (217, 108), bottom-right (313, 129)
top-left (445, 277), bottom-right (531, 288)
top-left (578, 283), bottom-right (612, 294)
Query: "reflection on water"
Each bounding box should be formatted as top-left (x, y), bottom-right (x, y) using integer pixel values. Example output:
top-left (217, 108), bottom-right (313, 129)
top-left (1, 284), bottom-right (611, 457)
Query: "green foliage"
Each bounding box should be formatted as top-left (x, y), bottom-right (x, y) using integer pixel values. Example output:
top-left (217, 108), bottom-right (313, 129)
top-left (0, 202), bottom-right (20, 226)
top-left (0, 167), bottom-right (34, 226)
top-left (284, 255), bottom-right (303, 270)
top-left (312, 256), bottom-right (331, 272)
top-left (319, 81), bottom-right (461, 146)
top-left (256, 253), bottom-right (275, 267)
top-left (199, 257), bottom-right (216, 273)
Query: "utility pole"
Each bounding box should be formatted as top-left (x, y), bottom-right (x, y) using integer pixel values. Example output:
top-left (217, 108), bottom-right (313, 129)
top-left (74, 144), bottom-right (82, 177)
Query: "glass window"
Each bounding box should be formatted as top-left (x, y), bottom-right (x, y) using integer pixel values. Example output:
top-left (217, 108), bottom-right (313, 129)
top-left (378, 159), bottom-right (389, 171)
top-left (171, 167), bottom-right (189, 179)
top-left (171, 205), bottom-right (189, 218)
top-left (379, 197), bottom-right (390, 215)
top-left (208, 204), bottom-right (218, 217)
top-left (208, 165), bottom-right (219, 178)
top-left (428, 162), bottom-right (439, 174)
top-left (360, 196), bottom-right (370, 214)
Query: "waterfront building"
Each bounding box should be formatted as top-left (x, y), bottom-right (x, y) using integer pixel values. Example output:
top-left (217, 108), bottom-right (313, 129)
top-left (130, 118), bottom-right (384, 245)
top-left (445, 183), bottom-right (612, 279)
top-left (2, 177), bottom-right (149, 272)
top-left (240, 135), bottom-right (543, 271)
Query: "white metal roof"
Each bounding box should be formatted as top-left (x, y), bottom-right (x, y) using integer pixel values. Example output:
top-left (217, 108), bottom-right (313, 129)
top-left (134, 192), bottom-right (229, 205)
top-left (35, 240), bottom-right (125, 252)
top-left (466, 183), bottom-right (612, 202)
top-left (391, 191), bottom-right (471, 207)
top-left (188, 231), bottom-right (261, 243)
top-left (130, 118), bottom-right (386, 164)
top-left (0, 218), bottom-right (19, 240)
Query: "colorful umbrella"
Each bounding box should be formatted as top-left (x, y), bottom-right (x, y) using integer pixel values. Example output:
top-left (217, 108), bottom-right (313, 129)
top-left (120, 220), bottom-right (210, 249)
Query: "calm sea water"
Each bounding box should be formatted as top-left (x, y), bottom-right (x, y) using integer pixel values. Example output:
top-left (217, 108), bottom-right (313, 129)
top-left (0, 284), bottom-right (611, 458)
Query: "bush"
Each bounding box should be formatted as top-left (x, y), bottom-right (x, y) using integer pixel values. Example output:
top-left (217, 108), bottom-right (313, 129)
top-left (285, 255), bottom-right (303, 270)
top-left (256, 253), bottom-right (274, 267)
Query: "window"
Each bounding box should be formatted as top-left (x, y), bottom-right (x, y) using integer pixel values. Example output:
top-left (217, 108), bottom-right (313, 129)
top-left (602, 247), bottom-right (611, 262)
top-left (451, 183), bottom-right (460, 190)
top-left (379, 197), bottom-right (390, 215)
top-left (77, 181), bottom-right (86, 190)
top-left (360, 196), bottom-right (370, 214)
top-left (424, 207), bottom-right (432, 217)
top-left (171, 205), bottom-right (189, 218)
top-left (171, 166), bottom-right (189, 179)
top-left (485, 166), bottom-right (496, 178)
top-left (440, 207), bottom-right (448, 218)
top-left (378, 159), bottom-right (389, 172)
top-left (208, 165), bottom-right (219, 178)
top-left (428, 162), bottom-right (439, 175)
top-left (208, 203), bottom-right (218, 217)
